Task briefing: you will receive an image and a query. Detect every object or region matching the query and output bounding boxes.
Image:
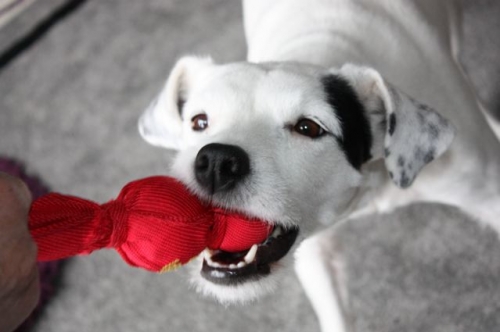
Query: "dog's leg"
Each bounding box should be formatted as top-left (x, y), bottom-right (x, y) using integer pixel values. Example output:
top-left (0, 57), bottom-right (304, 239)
top-left (295, 231), bottom-right (352, 332)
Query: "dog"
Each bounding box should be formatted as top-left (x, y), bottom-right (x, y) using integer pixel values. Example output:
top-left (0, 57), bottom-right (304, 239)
top-left (138, 0), bottom-right (500, 330)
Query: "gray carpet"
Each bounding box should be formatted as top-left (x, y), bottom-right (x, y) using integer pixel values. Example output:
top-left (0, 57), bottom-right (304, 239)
top-left (1, 1), bottom-right (499, 331)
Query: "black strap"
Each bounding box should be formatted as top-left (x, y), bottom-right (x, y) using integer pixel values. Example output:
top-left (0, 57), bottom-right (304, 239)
top-left (0, 0), bottom-right (89, 72)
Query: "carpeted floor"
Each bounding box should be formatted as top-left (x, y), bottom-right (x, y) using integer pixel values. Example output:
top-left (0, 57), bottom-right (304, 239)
top-left (1, 1), bottom-right (499, 331)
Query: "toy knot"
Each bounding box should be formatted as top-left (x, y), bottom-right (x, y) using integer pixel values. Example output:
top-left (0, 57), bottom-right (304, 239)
top-left (100, 200), bottom-right (128, 249)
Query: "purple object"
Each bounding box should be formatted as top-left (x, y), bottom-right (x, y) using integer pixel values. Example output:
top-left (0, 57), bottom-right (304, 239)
top-left (0, 157), bottom-right (65, 331)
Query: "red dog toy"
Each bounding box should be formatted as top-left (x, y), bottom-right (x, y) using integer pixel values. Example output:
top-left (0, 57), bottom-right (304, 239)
top-left (28, 176), bottom-right (273, 272)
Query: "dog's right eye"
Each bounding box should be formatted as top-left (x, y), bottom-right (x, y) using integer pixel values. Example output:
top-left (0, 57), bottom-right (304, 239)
top-left (293, 118), bottom-right (325, 138)
top-left (192, 114), bottom-right (208, 131)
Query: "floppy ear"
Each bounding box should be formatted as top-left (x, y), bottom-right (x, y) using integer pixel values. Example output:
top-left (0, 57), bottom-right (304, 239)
top-left (336, 64), bottom-right (456, 188)
top-left (138, 56), bottom-right (214, 150)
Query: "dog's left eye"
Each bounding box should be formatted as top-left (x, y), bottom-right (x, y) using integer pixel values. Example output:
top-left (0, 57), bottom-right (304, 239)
top-left (293, 119), bottom-right (325, 138)
top-left (192, 114), bottom-right (209, 131)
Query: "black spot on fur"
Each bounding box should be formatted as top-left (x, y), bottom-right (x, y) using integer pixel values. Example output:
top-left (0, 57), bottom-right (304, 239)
top-left (397, 156), bottom-right (405, 167)
top-left (388, 171), bottom-right (394, 179)
top-left (426, 123), bottom-right (440, 139)
top-left (388, 113), bottom-right (396, 136)
top-left (384, 148), bottom-right (390, 157)
top-left (400, 171), bottom-right (410, 188)
top-left (418, 103), bottom-right (432, 112)
top-left (414, 146), bottom-right (425, 161)
top-left (414, 146), bottom-right (435, 164)
top-left (321, 75), bottom-right (373, 170)
top-left (424, 149), bottom-right (435, 163)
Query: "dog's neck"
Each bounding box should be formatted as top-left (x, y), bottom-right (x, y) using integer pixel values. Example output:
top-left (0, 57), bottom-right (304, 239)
top-left (244, 0), bottom-right (456, 78)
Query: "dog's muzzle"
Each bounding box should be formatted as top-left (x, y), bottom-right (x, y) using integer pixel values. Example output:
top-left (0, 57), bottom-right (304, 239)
top-left (194, 143), bottom-right (299, 285)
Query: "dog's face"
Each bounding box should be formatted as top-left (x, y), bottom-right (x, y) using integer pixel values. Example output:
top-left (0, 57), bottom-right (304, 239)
top-left (139, 57), bottom-right (455, 303)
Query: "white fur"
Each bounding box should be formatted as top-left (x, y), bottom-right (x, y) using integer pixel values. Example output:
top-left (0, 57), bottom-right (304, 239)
top-left (139, 0), bottom-right (500, 331)
top-left (294, 233), bottom-right (351, 332)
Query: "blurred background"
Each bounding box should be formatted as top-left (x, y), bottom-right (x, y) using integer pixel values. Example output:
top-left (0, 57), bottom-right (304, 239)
top-left (1, 0), bottom-right (499, 331)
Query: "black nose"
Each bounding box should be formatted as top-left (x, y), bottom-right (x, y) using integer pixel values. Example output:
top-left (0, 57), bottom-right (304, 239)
top-left (194, 143), bottom-right (250, 194)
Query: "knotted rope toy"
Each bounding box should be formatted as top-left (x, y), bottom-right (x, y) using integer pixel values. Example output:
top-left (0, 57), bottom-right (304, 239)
top-left (28, 176), bottom-right (273, 272)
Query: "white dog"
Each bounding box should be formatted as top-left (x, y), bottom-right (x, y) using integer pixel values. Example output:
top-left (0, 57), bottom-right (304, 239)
top-left (138, 0), bottom-right (500, 331)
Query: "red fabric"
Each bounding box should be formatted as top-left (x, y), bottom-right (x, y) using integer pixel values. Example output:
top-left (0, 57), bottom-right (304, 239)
top-left (28, 176), bottom-right (273, 272)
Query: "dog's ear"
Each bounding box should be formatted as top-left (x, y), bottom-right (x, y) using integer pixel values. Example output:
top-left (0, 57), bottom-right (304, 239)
top-left (138, 56), bottom-right (214, 150)
top-left (334, 64), bottom-right (456, 188)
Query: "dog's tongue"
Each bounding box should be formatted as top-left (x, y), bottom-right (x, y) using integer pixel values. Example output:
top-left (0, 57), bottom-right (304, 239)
top-left (210, 208), bottom-right (273, 252)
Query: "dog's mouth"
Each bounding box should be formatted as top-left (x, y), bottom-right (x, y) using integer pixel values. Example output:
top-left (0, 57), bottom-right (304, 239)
top-left (201, 225), bottom-right (299, 285)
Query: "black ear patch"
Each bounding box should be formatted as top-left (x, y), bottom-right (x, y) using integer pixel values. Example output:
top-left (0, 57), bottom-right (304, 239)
top-left (321, 75), bottom-right (372, 170)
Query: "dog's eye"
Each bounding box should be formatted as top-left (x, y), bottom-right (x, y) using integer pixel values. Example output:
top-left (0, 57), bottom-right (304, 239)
top-left (192, 114), bottom-right (208, 131)
top-left (293, 119), bottom-right (325, 138)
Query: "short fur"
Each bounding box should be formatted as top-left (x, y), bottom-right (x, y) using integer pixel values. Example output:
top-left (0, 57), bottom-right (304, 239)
top-left (139, 0), bottom-right (500, 331)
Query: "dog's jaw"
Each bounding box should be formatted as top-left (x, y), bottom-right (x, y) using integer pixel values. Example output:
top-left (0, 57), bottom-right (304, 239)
top-left (189, 253), bottom-right (295, 305)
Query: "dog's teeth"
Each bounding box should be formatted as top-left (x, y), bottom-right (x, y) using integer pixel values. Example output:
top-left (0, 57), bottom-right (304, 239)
top-left (244, 244), bottom-right (258, 263)
top-left (203, 248), bottom-right (213, 261)
top-left (210, 261), bottom-right (223, 268)
top-left (203, 247), bottom-right (256, 269)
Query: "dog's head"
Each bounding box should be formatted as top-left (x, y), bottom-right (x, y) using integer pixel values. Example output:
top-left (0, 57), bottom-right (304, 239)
top-left (139, 56), bottom-right (455, 303)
